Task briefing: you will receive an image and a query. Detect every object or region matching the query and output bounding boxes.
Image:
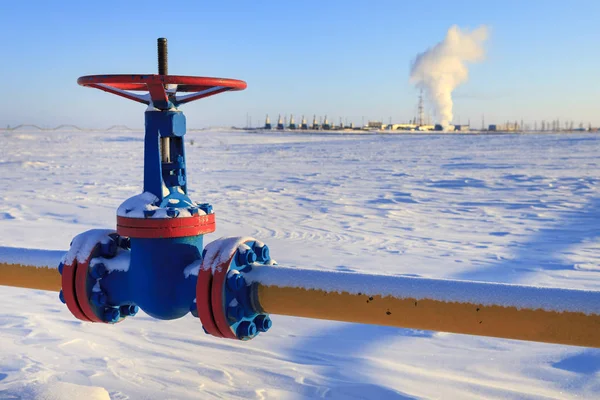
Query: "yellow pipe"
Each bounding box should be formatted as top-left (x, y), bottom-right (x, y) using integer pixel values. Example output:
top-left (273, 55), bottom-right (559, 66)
top-left (3, 247), bottom-right (600, 348)
top-left (0, 262), bottom-right (61, 292)
top-left (257, 285), bottom-right (600, 348)
top-left (250, 266), bottom-right (600, 348)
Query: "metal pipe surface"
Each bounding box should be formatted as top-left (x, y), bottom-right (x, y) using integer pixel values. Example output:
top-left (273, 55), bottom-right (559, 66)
top-left (2, 247), bottom-right (600, 347)
top-left (0, 247), bottom-right (62, 291)
top-left (249, 266), bottom-right (600, 348)
top-left (0, 262), bottom-right (61, 292)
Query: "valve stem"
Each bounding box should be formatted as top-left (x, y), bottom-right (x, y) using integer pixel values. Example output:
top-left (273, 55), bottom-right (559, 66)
top-left (157, 38), bottom-right (171, 161)
top-left (157, 38), bottom-right (168, 76)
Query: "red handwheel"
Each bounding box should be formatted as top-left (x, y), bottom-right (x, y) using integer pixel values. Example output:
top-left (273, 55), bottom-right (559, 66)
top-left (77, 75), bottom-right (247, 109)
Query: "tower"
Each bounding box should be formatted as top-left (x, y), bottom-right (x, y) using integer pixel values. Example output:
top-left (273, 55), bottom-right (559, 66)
top-left (276, 114), bottom-right (284, 130)
top-left (312, 115), bottom-right (319, 130)
top-left (289, 114), bottom-right (296, 130)
top-left (264, 114), bottom-right (272, 130)
top-left (418, 88), bottom-right (424, 126)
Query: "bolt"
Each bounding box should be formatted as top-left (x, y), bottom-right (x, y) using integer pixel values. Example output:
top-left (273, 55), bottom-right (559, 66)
top-left (197, 203), bottom-right (213, 214)
top-left (177, 172), bottom-right (186, 187)
top-left (253, 314), bottom-right (272, 333)
top-left (90, 262), bottom-right (108, 279)
top-left (120, 304), bottom-right (139, 317)
top-left (227, 305), bottom-right (244, 322)
top-left (236, 321), bottom-right (257, 339)
top-left (166, 208), bottom-right (180, 218)
top-left (189, 302), bottom-right (199, 318)
top-left (104, 307), bottom-right (121, 324)
top-left (236, 249), bottom-right (256, 266)
top-left (59, 290), bottom-right (65, 304)
top-left (239, 264), bottom-right (253, 274)
top-left (188, 206), bottom-right (199, 216)
top-left (100, 238), bottom-right (118, 258)
top-left (118, 236), bottom-right (131, 250)
top-left (227, 271), bottom-right (246, 291)
top-left (91, 292), bottom-right (108, 307)
top-left (253, 244), bottom-right (270, 262)
top-left (58, 262), bottom-right (64, 275)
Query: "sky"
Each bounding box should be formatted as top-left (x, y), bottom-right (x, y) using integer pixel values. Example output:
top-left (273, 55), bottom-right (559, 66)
top-left (1, 0), bottom-right (599, 129)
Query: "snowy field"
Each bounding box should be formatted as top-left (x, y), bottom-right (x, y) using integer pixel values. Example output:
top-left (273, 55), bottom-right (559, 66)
top-left (1, 129), bottom-right (600, 399)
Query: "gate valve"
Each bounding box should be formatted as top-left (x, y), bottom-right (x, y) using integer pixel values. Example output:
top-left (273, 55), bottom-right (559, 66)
top-left (58, 39), bottom-right (277, 338)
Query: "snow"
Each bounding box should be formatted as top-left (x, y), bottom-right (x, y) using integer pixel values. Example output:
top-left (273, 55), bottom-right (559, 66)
top-left (4, 381), bottom-right (111, 400)
top-left (201, 236), bottom-right (254, 273)
top-left (63, 229), bottom-right (114, 265)
top-left (183, 258), bottom-right (203, 278)
top-left (90, 251), bottom-right (130, 273)
top-left (1, 129), bottom-right (600, 399)
top-left (117, 191), bottom-right (204, 219)
top-left (0, 246), bottom-right (63, 269)
top-left (116, 191), bottom-right (159, 218)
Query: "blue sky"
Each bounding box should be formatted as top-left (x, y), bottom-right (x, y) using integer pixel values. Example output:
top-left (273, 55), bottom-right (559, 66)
top-left (1, 0), bottom-right (599, 128)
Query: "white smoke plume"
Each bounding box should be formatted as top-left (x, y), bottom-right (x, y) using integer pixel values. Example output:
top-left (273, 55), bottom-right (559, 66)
top-left (410, 25), bottom-right (489, 127)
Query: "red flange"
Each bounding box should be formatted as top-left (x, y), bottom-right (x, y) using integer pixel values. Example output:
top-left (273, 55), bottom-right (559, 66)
top-left (210, 256), bottom-right (239, 340)
top-left (74, 246), bottom-right (104, 323)
top-left (77, 75), bottom-right (247, 107)
top-left (62, 244), bottom-right (110, 323)
top-left (196, 267), bottom-right (224, 338)
top-left (196, 239), bottom-right (241, 338)
top-left (196, 237), bottom-right (261, 340)
top-left (117, 213), bottom-right (216, 239)
top-left (61, 259), bottom-right (92, 322)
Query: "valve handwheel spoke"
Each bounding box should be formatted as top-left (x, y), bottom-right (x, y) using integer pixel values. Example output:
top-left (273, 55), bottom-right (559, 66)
top-left (77, 75), bottom-right (247, 109)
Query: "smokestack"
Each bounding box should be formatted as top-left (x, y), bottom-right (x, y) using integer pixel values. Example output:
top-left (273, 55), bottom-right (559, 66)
top-left (410, 25), bottom-right (488, 128)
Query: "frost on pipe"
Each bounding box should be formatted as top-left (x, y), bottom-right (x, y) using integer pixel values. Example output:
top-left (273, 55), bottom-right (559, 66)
top-left (247, 266), bottom-right (600, 348)
top-left (0, 246), bottom-right (64, 292)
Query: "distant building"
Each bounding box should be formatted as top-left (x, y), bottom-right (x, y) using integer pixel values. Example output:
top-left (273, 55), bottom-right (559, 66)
top-left (389, 123), bottom-right (414, 131)
top-left (276, 115), bottom-right (284, 130)
top-left (417, 125), bottom-right (435, 131)
top-left (367, 121), bottom-right (383, 130)
top-left (289, 115), bottom-right (296, 130)
top-left (300, 116), bottom-right (308, 130)
top-left (488, 124), bottom-right (497, 131)
top-left (311, 115), bottom-right (319, 130)
top-left (264, 115), bottom-right (272, 130)
top-left (454, 124), bottom-right (470, 131)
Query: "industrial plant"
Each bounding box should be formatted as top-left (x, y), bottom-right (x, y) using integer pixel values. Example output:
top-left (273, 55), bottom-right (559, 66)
top-left (253, 91), bottom-right (597, 133)
top-left (254, 114), bottom-right (597, 134)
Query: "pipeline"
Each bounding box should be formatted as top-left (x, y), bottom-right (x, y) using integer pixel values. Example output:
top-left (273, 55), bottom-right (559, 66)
top-left (2, 244), bottom-right (600, 347)
top-left (1, 38), bottom-right (599, 348)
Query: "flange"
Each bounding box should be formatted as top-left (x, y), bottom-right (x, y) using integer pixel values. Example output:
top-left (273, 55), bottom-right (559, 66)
top-left (59, 230), bottom-right (137, 324)
top-left (196, 237), bottom-right (275, 340)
